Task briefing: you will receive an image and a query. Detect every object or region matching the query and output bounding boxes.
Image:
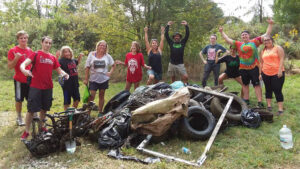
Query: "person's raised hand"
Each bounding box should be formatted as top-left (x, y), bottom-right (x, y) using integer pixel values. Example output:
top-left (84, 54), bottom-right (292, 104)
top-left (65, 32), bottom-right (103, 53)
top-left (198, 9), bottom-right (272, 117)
top-left (219, 26), bottom-right (223, 33)
top-left (167, 21), bottom-right (174, 26)
top-left (144, 27), bottom-right (148, 32)
top-left (267, 18), bottom-right (274, 25)
top-left (181, 20), bottom-right (187, 25)
top-left (79, 52), bottom-right (84, 58)
top-left (161, 26), bottom-right (165, 34)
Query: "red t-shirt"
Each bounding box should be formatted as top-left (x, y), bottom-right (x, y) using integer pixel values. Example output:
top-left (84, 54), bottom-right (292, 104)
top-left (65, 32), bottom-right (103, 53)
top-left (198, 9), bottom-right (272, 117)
top-left (7, 46), bottom-right (33, 83)
top-left (125, 52), bottom-right (145, 83)
top-left (29, 50), bottom-right (60, 89)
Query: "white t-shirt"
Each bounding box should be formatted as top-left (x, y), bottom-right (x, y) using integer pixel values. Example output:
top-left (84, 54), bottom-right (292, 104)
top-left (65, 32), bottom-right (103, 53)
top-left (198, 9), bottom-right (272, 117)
top-left (85, 51), bottom-right (114, 83)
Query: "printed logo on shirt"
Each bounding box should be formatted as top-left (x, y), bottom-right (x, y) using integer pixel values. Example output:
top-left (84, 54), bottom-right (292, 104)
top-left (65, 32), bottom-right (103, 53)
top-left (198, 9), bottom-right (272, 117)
top-left (207, 48), bottom-right (216, 60)
top-left (94, 60), bottom-right (106, 69)
top-left (228, 61), bottom-right (239, 67)
top-left (67, 62), bottom-right (78, 76)
top-left (40, 57), bottom-right (54, 65)
top-left (128, 58), bottom-right (138, 74)
top-left (173, 43), bottom-right (182, 48)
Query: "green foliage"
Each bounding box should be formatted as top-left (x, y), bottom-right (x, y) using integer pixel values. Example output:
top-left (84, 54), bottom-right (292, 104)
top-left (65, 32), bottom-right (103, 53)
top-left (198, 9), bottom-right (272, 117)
top-left (273, 0), bottom-right (300, 27)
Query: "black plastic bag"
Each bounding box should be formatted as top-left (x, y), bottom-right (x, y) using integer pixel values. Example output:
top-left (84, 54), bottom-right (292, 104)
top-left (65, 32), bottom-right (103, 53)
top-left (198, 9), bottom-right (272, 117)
top-left (241, 109), bottom-right (261, 128)
top-left (98, 108), bottom-right (131, 149)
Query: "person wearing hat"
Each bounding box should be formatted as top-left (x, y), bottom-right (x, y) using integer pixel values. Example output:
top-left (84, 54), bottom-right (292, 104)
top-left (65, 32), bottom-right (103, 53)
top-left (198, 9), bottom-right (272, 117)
top-left (165, 20), bottom-right (189, 84)
top-left (219, 18), bottom-right (274, 107)
top-left (199, 34), bottom-right (228, 87)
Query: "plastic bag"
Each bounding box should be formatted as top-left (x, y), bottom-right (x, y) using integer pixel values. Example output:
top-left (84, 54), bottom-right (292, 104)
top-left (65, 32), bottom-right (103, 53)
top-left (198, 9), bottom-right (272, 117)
top-left (82, 85), bottom-right (90, 103)
top-left (241, 109), bottom-right (261, 128)
top-left (170, 81), bottom-right (185, 90)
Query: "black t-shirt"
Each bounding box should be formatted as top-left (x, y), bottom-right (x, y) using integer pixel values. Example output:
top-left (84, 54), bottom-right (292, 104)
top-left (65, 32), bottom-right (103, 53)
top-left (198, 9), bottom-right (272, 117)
top-left (217, 55), bottom-right (240, 77)
top-left (59, 58), bottom-right (79, 89)
top-left (202, 44), bottom-right (226, 61)
top-left (165, 25), bottom-right (189, 65)
top-left (148, 50), bottom-right (162, 73)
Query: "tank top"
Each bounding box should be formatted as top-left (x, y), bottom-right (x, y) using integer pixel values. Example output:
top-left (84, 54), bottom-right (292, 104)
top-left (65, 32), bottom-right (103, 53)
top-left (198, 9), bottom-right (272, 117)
top-left (148, 50), bottom-right (162, 73)
top-left (262, 45), bottom-right (285, 76)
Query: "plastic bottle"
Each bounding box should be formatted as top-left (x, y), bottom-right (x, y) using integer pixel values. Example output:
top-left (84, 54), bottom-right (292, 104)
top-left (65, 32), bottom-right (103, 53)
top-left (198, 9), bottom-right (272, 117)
top-left (182, 147), bottom-right (191, 154)
top-left (279, 125), bottom-right (293, 149)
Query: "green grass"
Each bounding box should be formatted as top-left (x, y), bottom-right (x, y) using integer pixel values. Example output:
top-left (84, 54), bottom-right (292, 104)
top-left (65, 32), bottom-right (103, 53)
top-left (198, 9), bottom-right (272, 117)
top-left (0, 75), bottom-right (300, 169)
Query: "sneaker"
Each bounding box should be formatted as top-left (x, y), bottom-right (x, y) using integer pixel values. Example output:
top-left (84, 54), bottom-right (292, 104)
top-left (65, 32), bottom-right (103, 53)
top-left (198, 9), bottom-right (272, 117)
top-left (277, 111), bottom-right (284, 116)
top-left (41, 127), bottom-right (48, 132)
top-left (243, 99), bottom-right (250, 105)
top-left (257, 102), bottom-right (264, 108)
top-left (21, 131), bottom-right (29, 140)
top-left (16, 117), bottom-right (25, 126)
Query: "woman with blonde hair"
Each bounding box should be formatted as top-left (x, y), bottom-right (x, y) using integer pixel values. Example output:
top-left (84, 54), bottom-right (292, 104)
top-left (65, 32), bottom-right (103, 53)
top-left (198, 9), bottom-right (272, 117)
top-left (144, 26), bottom-right (165, 84)
top-left (59, 46), bottom-right (83, 110)
top-left (84, 40), bottom-right (116, 116)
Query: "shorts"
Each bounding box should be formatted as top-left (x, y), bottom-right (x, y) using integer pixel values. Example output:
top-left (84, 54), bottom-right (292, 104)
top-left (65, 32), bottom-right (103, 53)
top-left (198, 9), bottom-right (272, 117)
top-left (226, 71), bottom-right (240, 78)
top-left (147, 70), bottom-right (162, 81)
top-left (14, 80), bottom-right (29, 102)
top-left (240, 66), bottom-right (260, 86)
top-left (27, 87), bottom-right (53, 113)
top-left (89, 80), bottom-right (109, 91)
top-left (63, 87), bottom-right (80, 105)
top-left (167, 63), bottom-right (187, 77)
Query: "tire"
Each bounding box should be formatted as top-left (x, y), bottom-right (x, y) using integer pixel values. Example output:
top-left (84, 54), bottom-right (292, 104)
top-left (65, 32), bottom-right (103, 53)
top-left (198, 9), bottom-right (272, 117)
top-left (103, 90), bottom-right (131, 113)
top-left (192, 92), bottom-right (205, 102)
top-left (210, 93), bottom-right (247, 121)
top-left (180, 106), bottom-right (216, 140)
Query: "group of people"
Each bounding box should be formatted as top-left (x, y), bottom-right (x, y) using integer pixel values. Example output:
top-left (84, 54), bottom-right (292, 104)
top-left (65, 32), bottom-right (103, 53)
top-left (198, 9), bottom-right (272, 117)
top-left (7, 19), bottom-right (285, 141)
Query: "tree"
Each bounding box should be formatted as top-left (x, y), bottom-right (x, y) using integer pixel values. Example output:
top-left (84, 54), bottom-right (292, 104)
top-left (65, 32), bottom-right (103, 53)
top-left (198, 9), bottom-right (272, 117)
top-left (273, 0), bottom-right (300, 27)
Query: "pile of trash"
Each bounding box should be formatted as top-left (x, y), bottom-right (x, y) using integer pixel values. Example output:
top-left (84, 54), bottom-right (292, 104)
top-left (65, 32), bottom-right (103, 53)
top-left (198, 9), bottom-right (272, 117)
top-left (23, 81), bottom-right (274, 166)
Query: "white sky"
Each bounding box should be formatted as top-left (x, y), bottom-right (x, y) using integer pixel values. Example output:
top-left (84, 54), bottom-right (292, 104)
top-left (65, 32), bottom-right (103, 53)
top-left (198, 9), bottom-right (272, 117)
top-left (213, 0), bottom-right (274, 22)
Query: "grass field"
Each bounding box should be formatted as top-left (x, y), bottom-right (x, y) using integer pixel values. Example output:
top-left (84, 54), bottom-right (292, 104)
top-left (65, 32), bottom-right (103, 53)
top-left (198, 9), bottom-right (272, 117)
top-left (0, 74), bottom-right (300, 169)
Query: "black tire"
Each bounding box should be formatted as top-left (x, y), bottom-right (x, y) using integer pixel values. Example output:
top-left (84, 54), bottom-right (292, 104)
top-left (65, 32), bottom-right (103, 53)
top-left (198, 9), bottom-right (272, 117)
top-left (192, 92), bottom-right (205, 102)
top-left (210, 93), bottom-right (247, 121)
top-left (180, 106), bottom-right (216, 140)
top-left (103, 90), bottom-right (130, 113)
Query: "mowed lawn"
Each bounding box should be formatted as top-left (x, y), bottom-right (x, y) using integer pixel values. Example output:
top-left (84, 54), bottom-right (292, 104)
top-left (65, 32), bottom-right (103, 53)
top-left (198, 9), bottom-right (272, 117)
top-left (0, 74), bottom-right (299, 169)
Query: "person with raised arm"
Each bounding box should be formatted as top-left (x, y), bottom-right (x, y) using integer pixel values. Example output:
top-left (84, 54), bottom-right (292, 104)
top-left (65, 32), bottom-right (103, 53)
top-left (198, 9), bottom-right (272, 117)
top-left (219, 19), bottom-right (274, 107)
top-left (144, 26), bottom-right (165, 85)
top-left (165, 20), bottom-right (189, 84)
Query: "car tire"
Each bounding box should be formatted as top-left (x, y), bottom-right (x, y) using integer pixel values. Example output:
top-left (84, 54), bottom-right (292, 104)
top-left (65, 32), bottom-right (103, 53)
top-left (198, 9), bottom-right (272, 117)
top-left (210, 93), bottom-right (247, 121)
top-left (180, 106), bottom-right (216, 140)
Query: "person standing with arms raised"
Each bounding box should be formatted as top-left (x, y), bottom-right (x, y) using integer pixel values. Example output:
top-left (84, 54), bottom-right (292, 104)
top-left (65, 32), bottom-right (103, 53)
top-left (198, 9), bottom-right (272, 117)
top-left (219, 19), bottom-right (273, 107)
top-left (144, 26), bottom-right (165, 85)
top-left (7, 30), bottom-right (34, 126)
top-left (165, 20), bottom-right (189, 84)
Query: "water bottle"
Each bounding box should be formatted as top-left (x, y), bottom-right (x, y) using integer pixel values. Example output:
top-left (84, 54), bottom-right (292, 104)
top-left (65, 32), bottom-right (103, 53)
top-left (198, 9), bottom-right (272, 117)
top-left (182, 147), bottom-right (191, 154)
top-left (279, 125), bottom-right (293, 149)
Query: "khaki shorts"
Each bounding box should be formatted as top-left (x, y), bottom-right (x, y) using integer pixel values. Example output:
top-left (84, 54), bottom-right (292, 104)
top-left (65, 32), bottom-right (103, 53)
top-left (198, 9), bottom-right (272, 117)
top-left (167, 63), bottom-right (187, 77)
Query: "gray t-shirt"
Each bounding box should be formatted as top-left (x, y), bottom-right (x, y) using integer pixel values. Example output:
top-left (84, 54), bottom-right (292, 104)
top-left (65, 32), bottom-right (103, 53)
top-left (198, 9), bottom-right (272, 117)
top-left (85, 52), bottom-right (114, 83)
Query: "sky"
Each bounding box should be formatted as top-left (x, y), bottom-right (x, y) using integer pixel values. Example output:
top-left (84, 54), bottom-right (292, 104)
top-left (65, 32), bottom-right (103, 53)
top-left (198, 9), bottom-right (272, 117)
top-left (212, 0), bottom-right (274, 22)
